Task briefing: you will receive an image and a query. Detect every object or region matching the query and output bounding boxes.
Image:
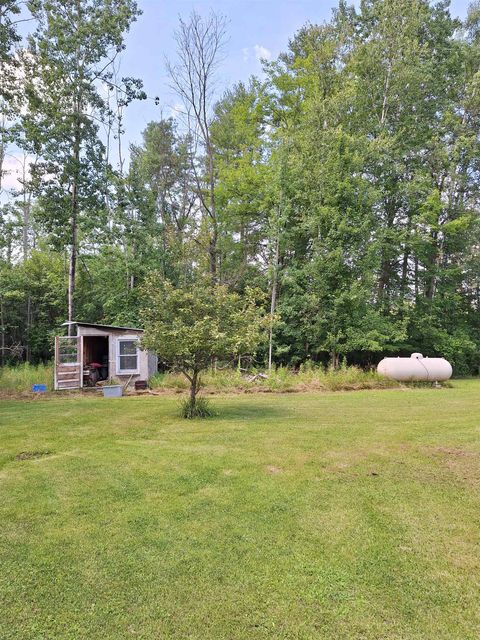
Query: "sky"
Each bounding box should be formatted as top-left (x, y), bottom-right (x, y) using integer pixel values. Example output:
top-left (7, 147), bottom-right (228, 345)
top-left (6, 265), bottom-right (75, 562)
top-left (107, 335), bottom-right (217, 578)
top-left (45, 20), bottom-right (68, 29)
top-left (2, 0), bottom-right (472, 194)
top-left (118, 0), bottom-right (471, 149)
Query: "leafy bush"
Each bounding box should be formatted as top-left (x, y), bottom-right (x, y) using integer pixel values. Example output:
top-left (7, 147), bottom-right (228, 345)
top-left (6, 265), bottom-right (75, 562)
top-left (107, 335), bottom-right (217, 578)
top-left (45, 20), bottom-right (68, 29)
top-left (0, 362), bottom-right (54, 392)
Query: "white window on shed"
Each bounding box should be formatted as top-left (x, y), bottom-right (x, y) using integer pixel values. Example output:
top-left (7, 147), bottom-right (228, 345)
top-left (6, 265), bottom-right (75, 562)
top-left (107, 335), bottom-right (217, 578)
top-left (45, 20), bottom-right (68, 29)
top-left (116, 337), bottom-right (140, 374)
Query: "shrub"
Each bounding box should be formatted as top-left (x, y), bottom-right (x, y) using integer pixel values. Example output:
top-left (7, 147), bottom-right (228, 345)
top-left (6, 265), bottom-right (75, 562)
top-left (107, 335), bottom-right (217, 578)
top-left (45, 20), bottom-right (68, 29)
top-left (179, 396), bottom-right (215, 419)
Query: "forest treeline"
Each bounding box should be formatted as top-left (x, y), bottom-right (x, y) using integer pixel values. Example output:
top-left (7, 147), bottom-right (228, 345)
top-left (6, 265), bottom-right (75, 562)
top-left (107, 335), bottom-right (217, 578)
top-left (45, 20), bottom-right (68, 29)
top-left (1, 0), bottom-right (479, 373)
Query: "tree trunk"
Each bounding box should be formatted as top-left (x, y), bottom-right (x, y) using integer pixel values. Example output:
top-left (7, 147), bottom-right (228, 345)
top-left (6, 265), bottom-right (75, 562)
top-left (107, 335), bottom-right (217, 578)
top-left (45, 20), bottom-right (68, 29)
top-left (68, 98), bottom-right (81, 335)
top-left (0, 115), bottom-right (5, 194)
top-left (0, 298), bottom-right (4, 367)
top-left (190, 369), bottom-right (199, 406)
top-left (209, 228), bottom-right (217, 282)
top-left (25, 295), bottom-right (32, 362)
top-left (21, 153), bottom-right (33, 261)
top-left (400, 246), bottom-right (409, 295)
top-left (425, 231), bottom-right (438, 300)
top-left (268, 232), bottom-right (279, 371)
top-left (377, 199), bottom-right (396, 305)
top-left (414, 255), bottom-right (419, 299)
top-left (67, 0), bottom-right (83, 337)
top-left (331, 348), bottom-right (339, 370)
top-left (68, 169), bottom-right (79, 332)
top-left (207, 145), bottom-right (217, 282)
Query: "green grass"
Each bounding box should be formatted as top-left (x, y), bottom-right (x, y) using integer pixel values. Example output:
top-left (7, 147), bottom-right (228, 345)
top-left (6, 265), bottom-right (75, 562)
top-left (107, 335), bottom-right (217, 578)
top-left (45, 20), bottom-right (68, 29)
top-left (1, 381), bottom-right (480, 639)
top-left (149, 364), bottom-right (399, 393)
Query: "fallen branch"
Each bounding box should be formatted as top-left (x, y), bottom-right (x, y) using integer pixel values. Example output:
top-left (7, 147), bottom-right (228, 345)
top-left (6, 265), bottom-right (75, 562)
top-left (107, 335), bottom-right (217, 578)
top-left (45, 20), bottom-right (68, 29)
top-left (243, 373), bottom-right (269, 383)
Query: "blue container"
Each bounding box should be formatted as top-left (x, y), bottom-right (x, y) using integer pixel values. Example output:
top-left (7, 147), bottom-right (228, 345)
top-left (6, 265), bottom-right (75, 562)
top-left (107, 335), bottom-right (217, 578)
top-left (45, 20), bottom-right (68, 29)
top-left (102, 385), bottom-right (123, 398)
top-left (32, 384), bottom-right (47, 393)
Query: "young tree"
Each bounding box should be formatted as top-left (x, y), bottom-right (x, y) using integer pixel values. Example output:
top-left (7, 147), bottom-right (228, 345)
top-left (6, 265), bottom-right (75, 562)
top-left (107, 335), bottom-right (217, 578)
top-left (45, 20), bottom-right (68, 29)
top-left (23, 0), bottom-right (144, 332)
top-left (141, 277), bottom-right (268, 416)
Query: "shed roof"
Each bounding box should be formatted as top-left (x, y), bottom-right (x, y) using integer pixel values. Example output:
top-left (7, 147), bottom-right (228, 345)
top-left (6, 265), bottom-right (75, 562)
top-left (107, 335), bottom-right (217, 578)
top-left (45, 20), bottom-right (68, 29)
top-left (62, 321), bottom-right (144, 332)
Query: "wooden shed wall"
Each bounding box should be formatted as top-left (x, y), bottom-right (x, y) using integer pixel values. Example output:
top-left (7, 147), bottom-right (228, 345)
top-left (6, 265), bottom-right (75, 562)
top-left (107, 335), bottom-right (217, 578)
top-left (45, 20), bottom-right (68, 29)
top-left (77, 326), bottom-right (157, 384)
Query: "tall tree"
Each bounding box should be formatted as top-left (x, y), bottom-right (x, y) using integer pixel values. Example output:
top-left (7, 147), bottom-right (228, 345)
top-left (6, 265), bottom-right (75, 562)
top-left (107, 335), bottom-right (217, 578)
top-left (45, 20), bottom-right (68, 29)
top-left (23, 0), bottom-right (144, 332)
top-left (211, 79), bottom-right (271, 287)
top-left (0, 0), bottom-right (21, 195)
top-left (127, 119), bottom-right (196, 283)
top-left (167, 11), bottom-right (227, 281)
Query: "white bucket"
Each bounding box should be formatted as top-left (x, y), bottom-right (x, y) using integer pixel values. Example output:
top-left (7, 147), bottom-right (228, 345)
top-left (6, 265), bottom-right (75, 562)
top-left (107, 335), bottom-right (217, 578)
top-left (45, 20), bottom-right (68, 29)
top-left (102, 385), bottom-right (123, 398)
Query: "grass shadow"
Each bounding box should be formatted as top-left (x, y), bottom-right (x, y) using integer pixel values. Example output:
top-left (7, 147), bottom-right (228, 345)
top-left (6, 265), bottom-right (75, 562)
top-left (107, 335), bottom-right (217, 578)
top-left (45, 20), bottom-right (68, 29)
top-left (206, 398), bottom-right (290, 422)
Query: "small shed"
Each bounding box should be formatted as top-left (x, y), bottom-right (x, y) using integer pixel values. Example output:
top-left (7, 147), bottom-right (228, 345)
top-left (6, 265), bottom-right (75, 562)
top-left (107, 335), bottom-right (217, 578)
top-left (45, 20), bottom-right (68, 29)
top-left (54, 322), bottom-right (157, 391)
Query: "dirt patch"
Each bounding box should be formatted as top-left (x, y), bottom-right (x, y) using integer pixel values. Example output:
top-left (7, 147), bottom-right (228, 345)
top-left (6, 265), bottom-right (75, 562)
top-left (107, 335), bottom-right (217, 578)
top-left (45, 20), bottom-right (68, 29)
top-left (432, 446), bottom-right (477, 457)
top-left (15, 451), bottom-right (52, 461)
top-left (266, 465), bottom-right (283, 474)
top-left (425, 446), bottom-right (480, 485)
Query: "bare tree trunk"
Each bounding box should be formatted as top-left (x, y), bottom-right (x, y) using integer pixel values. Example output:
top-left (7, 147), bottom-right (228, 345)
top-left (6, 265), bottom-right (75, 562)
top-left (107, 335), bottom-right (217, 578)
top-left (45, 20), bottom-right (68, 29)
top-left (0, 114), bottom-right (5, 195)
top-left (67, 1), bottom-right (84, 335)
top-left (21, 153), bottom-right (34, 261)
top-left (22, 204), bottom-right (29, 260)
top-left (24, 167), bottom-right (33, 362)
top-left (68, 118), bottom-right (81, 334)
top-left (207, 143), bottom-right (217, 281)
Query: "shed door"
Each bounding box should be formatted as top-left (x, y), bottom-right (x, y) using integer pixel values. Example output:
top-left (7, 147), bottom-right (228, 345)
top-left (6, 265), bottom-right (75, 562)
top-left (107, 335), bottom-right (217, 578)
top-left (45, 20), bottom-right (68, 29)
top-left (54, 336), bottom-right (83, 390)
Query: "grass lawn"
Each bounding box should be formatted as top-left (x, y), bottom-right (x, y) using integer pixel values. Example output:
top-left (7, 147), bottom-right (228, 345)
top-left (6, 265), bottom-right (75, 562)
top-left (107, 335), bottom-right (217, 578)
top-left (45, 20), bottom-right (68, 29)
top-left (1, 382), bottom-right (480, 639)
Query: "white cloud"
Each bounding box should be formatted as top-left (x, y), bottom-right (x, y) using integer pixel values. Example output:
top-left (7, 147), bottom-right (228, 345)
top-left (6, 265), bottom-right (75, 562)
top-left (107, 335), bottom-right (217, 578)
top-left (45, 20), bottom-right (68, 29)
top-left (169, 102), bottom-right (185, 117)
top-left (1, 155), bottom-right (23, 192)
top-left (253, 44), bottom-right (272, 62)
top-left (242, 45), bottom-right (272, 64)
top-left (1, 153), bottom-right (35, 196)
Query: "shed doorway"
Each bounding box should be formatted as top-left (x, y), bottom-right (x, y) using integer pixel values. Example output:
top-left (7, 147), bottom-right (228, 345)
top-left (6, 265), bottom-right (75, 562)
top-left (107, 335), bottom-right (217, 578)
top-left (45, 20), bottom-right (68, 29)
top-left (83, 335), bottom-right (109, 386)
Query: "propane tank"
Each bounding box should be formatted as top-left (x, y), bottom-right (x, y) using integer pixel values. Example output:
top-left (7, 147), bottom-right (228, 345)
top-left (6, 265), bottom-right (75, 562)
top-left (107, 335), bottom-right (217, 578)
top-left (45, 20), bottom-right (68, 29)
top-left (377, 353), bottom-right (452, 382)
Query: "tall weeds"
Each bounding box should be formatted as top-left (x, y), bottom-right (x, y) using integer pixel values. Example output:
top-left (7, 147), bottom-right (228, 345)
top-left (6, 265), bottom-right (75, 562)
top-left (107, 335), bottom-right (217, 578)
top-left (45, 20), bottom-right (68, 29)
top-left (0, 362), bottom-right (53, 392)
top-left (149, 365), bottom-right (399, 394)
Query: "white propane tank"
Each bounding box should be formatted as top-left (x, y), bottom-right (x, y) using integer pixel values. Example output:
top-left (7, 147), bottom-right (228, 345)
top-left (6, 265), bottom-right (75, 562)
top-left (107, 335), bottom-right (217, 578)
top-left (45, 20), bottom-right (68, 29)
top-left (377, 353), bottom-right (452, 382)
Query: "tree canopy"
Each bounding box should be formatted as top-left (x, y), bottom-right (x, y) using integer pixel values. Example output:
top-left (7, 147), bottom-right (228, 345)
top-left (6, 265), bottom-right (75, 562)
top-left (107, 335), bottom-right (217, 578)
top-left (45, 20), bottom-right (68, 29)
top-left (0, 0), bottom-right (479, 375)
top-left (141, 277), bottom-right (268, 412)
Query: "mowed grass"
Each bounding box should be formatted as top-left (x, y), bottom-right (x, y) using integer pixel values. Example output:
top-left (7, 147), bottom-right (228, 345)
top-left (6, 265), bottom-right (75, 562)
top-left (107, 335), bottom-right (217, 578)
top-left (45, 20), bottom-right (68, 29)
top-left (1, 382), bottom-right (480, 639)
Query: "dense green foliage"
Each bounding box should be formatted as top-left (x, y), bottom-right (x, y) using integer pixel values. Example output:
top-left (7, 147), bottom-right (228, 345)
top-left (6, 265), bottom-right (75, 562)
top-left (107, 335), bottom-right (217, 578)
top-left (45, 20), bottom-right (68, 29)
top-left (1, 0), bottom-right (479, 373)
top-left (2, 383), bottom-right (480, 637)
